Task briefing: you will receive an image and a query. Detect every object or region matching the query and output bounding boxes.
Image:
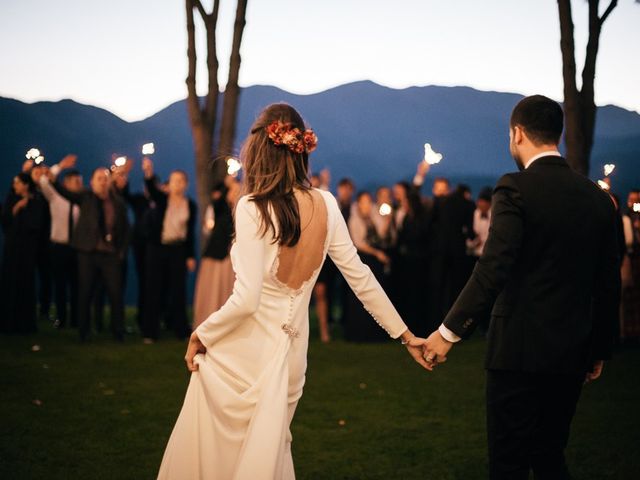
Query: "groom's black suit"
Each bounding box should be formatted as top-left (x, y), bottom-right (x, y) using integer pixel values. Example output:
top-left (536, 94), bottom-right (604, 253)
top-left (443, 156), bottom-right (620, 479)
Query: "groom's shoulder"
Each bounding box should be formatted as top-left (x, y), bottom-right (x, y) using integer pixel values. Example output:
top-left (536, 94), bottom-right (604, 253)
top-left (494, 172), bottom-right (522, 194)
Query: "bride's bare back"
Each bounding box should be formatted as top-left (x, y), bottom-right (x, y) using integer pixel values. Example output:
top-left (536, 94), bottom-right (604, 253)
top-left (273, 189), bottom-right (328, 291)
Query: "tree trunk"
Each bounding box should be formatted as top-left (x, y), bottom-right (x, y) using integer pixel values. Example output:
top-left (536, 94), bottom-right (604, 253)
top-left (556, 0), bottom-right (617, 176)
top-left (215, 0), bottom-right (248, 185)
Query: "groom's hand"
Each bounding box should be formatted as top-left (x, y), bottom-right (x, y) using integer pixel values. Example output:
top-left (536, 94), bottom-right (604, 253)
top-left (424, 330), bottom-right (453, 367)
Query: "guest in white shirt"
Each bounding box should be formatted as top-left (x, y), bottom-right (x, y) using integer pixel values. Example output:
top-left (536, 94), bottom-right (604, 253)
top-left (38, 156), bottom-right (82, 328)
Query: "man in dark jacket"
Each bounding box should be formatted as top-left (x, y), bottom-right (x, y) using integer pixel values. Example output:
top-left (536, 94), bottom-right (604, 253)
top-left (423, 95), bottom-right (621, 479)
top-left (53, 166), bottom-right (129, 341)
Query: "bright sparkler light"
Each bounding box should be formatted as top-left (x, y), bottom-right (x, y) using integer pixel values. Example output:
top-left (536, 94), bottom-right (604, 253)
top-left (142, 143), bottom-right (155, 155)
top-left (227, 157), bottom-right (241, 176)
top-left (597, 180), bottom-right (610, 191)
top-left (424, 143), bottom-right (443, 165)
top-left (114, 156), bottom-right (127, 167)
top-left (633, 203), bottom-right (640, 213)
top-left (34, 155), bottom-right (45, 165)
top-left (26, 148), bottom-right (41, 160)
top-left (604, 164), bottom-right (616, 176)
top-left (378, 203), bottom-right (392, 216)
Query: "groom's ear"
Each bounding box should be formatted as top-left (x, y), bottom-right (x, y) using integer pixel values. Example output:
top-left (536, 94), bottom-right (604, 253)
top-left (512, 125), bottom-right (524, 145)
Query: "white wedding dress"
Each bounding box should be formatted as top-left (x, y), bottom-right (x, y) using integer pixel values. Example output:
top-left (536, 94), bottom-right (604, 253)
top-left (157, 188), bottom-right (407, 480)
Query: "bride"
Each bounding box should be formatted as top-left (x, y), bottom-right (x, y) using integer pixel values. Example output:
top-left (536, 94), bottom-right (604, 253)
top-left (157, 103), bottom-right (431, 479)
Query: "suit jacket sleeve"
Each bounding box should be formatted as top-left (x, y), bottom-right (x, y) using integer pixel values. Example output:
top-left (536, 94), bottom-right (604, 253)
top-left (591, 202), bottom-right (621, 361)
top-left (195, 196), bottom-right (265, 347)
top-left (443, 174), bottom-right (524, 338)
top-left (144, 176), bottom-right (167, 204)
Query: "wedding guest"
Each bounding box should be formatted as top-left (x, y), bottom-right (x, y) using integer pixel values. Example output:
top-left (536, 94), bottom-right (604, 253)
top-left (141, 158), bottom-right (196, 342)
top-left (112, 161), bottom-right (152, 330)
top-left (439, 184), bottom-right (477, 315)
top-left (53, 166), bottom-right (129, 342)
top-left (621, 189), bottom-right (640, 340)
top-left (0, 173), bottom-right (47, 334)
top-left (192, 178), bottom-right (239, 329)
top-left (37, 155), bottom-right (82, 329)
top-left (390, 181), bottom-right (430, 335)
top-left (336, 177), bottom-right (355, 222)
top-left (372, 186), bottom-right (396, 250)
top-left (467, 187), bottom-right (493, 259)
top-left (310, 169), bottom-right (334, 342)
top-left (329, 177), bottom-right (356, 326)
top-left (345, 191), bottom-right (390, 342)
top-left (22, 160), bottom-right (53, 323)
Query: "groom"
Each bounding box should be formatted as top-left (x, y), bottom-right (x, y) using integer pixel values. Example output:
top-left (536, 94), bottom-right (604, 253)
top-left (423, 95), bottom-right (620, 479)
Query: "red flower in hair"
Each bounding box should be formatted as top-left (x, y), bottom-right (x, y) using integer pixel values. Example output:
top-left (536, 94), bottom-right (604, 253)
top-left (303, 129), bottom-right (318, 153)
top-left (265, 120), bottom-right (318, 154)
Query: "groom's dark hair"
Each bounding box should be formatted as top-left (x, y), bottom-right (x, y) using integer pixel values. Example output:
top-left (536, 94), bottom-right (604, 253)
top-left (510, 95), bottom-right (564, 146)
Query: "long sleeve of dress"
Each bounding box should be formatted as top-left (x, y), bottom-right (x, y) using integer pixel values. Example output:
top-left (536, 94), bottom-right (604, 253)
top-left (326, 194), bottom-right (407, 338)
top-left (195, 196), bottom-right (266, 347)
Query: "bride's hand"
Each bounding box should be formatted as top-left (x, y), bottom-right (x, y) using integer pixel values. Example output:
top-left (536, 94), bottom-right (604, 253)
top-left (400, 331), bottom-right (433, 371)
top-left (184, 332), bottom-right (206, 372)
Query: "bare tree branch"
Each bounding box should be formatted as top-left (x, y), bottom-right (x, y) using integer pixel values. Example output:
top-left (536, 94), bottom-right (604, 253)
top-left (217, 0), bottom-right (248, 162)
top-left (194, 0), bottom-right (209, 20)
top-left (557, 0), bottom-right (578, 96)
top-left (204, 0), bottom-right (221, 126)
top-left (185, 0), bottom-right (202, 126)
top-left (599, 0), bottom-right (618, 25)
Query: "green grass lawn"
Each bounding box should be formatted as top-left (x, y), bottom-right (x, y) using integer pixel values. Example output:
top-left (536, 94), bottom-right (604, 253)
top-left (1, 312), bottom-right (639, 479)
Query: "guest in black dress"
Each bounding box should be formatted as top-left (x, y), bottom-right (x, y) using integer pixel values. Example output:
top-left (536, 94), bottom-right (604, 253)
top-left (0, 173), bottom-right (46, 334)
top-left (345, 191), bottom-right (390, 342)
top-left (391, 181), bottom-right (430, 336)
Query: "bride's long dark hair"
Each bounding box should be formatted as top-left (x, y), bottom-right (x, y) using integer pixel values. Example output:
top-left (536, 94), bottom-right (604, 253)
top-left (240, 103), bottom-right (314, 247)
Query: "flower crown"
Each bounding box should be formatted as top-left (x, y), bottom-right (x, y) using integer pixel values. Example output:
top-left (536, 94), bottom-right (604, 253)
top-left (265, 120), bottom-right (318, 154)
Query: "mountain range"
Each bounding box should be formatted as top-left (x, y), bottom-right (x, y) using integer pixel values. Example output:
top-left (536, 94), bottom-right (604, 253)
top-left (2, 81), bottom-right (639, 199)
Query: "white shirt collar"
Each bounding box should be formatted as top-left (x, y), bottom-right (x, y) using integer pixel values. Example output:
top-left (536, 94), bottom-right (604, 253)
top-left (524, 150), bottom-right (562, 170)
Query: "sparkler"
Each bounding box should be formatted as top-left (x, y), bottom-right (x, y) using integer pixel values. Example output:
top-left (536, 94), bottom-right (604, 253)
top-left (378, 203), bottom-right (392, 216)
top-left (424, 143), bottom-right (443, 165)
top-left (227, 157), bottom-right (241, 176)
top-left (114, 156), bottom-right (127, 167)
top-left (634, 203), bottom-right (640, 213)
top-left (26, 148), bottom-right (43, 163)
top-left (597, 180), bottom-right (610, 191)
top-left (142, 143), bottom-right (155, 155)
top-left (603, 164), bottom-right (616, 177)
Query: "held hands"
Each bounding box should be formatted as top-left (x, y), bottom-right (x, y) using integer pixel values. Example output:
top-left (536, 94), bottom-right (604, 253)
top-left (422, 329), bottom-right (454, 370)
top-left (184, 332), bottom-right (206, 372)
top-left (400, 331), bottom-right (433, 371)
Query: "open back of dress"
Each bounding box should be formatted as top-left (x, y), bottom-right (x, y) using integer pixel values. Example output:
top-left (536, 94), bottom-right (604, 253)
top-left (273, 189), bottom-right (328, 292)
